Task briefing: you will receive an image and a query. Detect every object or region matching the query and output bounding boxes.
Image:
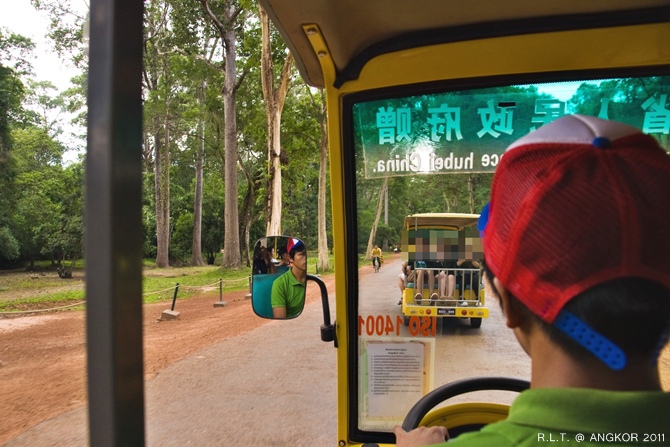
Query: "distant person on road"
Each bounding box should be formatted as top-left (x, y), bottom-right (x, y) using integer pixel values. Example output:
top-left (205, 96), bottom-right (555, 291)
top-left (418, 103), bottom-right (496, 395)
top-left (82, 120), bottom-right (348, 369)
top-left (271, 238), bottom-right (307, 319)
top-left (394, 115), bottom-right (670, 446)
top-left (372, 245), bottom-right (383, 271)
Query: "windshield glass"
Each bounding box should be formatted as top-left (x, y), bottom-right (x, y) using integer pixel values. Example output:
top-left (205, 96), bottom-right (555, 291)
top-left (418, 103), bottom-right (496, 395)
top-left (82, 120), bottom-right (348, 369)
top-left (350, 75), bottom-right (670, 435)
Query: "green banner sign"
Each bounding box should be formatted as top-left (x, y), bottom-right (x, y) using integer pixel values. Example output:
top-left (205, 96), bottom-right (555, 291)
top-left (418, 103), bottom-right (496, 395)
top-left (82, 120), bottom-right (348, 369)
top-left (353, 77), bottom-right (670, 178)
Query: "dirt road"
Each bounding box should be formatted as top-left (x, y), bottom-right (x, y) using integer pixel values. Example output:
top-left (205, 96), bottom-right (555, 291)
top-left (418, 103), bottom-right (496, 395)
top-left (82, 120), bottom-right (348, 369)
top-left (0, 269), bottom-right (338, 446)
top-left (1, 255), bottom-right (669, 446)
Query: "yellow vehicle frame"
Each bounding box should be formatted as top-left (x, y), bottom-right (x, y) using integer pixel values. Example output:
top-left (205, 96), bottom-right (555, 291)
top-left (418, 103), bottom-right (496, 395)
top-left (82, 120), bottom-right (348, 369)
top-left (84, 1), bottom-right (670, 445)
top-left (315, 22), bottom-right (670, 447)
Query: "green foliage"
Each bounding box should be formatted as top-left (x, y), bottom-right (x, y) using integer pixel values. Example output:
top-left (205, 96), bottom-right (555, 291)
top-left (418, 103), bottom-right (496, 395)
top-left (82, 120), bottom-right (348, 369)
top-left (11, 127), bottom-right (64, 170)
top-left (0, 65), bottom-right (22, 224)
top-left (201, 171), bottom-right (225, 264)
top-left (20, 1), bottom-right (668, 278)
top-left (171, 211), bottom-right (195, 262)
top-left (0, 226), bottom-right (20, 262)
top-left (31, 0), bottom-right (88, 69)
top-left (0, 29), bottom-right (35, 75)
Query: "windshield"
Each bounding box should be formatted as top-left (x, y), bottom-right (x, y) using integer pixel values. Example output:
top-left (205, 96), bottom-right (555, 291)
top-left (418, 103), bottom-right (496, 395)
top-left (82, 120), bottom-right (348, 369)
top-left (348, 75), bottom-right (670, 437)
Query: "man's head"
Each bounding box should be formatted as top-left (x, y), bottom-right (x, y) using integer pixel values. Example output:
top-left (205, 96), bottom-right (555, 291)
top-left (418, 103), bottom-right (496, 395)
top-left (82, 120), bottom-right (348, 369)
top-left (286, 238), bottom-right (307, 270)
top-left (480, 115), bottom-right (670, 370)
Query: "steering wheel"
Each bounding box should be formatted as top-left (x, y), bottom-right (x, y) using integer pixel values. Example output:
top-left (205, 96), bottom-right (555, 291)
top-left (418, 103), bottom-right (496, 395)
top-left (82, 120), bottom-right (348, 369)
top-left (402, 377), bottom-right (529, 434)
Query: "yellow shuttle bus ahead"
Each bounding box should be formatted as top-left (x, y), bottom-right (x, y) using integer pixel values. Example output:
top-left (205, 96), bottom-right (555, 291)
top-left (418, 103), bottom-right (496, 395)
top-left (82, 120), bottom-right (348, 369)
top-left (400, 213), bottom-right (487, 328)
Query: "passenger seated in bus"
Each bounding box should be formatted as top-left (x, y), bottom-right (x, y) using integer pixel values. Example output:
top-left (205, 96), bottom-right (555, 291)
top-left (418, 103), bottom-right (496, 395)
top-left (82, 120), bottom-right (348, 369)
top-left (455, 259), bottom-right (481, 298)
top-left (439, 260), bottom-right (457, 299)
top-left (277, 246), bottom-right (291, 267)
top-left (253, 245), bottom-right (277, 275)
top-left (414, 261), bottom-right (444, 303)
top-left (271, 239), bottom-right (307, 318)
top-left (397, 261), bottom-right (414, 305)
top-left (394, 115), bottom-right (670, 446)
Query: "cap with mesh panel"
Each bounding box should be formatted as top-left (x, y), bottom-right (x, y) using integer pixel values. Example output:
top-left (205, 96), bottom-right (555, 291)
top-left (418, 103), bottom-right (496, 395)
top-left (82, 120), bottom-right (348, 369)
top-left (483, 114), bottom-right (670, 325)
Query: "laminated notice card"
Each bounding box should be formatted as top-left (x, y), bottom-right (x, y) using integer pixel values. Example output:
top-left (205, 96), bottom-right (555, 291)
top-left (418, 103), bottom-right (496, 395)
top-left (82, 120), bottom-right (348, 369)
top-left (359, 338), bottom-right (434, 430)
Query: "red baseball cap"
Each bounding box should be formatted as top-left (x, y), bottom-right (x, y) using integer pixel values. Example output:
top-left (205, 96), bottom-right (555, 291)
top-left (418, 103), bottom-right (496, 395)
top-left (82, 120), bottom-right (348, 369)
top-left (481, 115), bottom-right (670, 368)
top-left (286, 238), bottom-right (305, 254)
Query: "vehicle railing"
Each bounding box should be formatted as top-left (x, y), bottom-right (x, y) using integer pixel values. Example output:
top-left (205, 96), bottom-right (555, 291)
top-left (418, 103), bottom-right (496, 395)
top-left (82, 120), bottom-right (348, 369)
top-left (405, 267), bottom-right (483, 305)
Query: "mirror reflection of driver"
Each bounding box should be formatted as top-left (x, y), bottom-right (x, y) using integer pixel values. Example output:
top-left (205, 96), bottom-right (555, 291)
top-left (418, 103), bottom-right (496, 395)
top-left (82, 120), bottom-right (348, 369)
top-left (271, 238), bottom-right (307, 318)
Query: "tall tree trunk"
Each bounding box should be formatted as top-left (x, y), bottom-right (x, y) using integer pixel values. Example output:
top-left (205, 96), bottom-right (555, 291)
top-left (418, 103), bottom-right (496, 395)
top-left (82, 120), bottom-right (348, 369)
top-left (221, 5), bottom-right (241, 267)
top-left (468, 174), bottom-right (475, 214)
top-left (443, 192), bottom-right (451, 212)
top-left (260, 5), bottom-right (293, 235)
top-left (239, 157), bottom-right (255, 267)
top-left (190, 117), bottom-right (205, 266)
top-left (365, 177), bottom-right (389, 259)
top-left (155, 124), bottom-right (170, 268)
top-left (383, 186), bottom-right (389, 250)
top-left (317, 101), bottom-right (329, 272)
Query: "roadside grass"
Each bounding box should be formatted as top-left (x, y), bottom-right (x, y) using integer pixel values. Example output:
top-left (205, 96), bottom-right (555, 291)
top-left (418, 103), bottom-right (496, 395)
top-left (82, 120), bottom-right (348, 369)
top-left (0, 251), bottom-right (337, 312)
top-left (141, 264), bottom-right (252, 304)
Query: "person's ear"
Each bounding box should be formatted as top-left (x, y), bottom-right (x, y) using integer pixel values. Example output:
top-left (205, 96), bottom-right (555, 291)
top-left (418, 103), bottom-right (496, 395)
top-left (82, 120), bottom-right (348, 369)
top-left (493, 277), bottom-right (523, 329)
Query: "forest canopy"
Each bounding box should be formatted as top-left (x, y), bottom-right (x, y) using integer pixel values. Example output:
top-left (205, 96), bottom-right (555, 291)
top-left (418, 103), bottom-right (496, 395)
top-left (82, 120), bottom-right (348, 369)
top-left (2, 2), bottom-right (669, 271)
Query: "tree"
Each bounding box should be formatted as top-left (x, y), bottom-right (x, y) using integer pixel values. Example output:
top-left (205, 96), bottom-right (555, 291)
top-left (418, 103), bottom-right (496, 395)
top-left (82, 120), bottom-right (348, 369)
top-left (54, 162), bottom-right (84, 272)
top-left (365, 177), bottom-right (388, 259)
top-left (0, 65), bottom-right (23, 229)
top-left (0, 226), bottom-right (20, 263)
top-left (305, 87), bottom-right (330, 271)
top-left (201, 170), bottom-right (225, 264)
top-left (28, 1), bottom-right (88, 159)
top-left (259, 4), bottom-right (293, 235)
top-left (198, 0), bottom-right (249, 268)
top-left (13, 171), bottom-right (61, 269)
top-left (143, 0), bottom-right (198, 267)
top-left (190, 81), bottom-right (207, 266)
top-left (0, 30), bottom-right (33, 232)
top-left (24, 79), bottom-right (68, 138)
top-left (30, 0), bottom-right (89, 70)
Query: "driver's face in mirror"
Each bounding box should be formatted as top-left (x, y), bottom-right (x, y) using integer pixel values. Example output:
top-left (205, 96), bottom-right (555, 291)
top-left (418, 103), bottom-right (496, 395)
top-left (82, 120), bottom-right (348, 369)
top-left (289, 249), bottom-right (307, 272)
top-left (251, 236), bottom-right (307, 320)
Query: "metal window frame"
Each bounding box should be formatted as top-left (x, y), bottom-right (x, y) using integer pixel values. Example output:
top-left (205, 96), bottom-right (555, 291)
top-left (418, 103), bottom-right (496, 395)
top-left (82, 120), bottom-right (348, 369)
top-left (86, 0), bottom-right (145, 445)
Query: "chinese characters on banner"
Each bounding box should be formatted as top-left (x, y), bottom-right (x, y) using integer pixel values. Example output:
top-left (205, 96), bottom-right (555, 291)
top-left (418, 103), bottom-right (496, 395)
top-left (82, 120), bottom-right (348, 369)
top-left (355, 80), bottom-right (670, 178)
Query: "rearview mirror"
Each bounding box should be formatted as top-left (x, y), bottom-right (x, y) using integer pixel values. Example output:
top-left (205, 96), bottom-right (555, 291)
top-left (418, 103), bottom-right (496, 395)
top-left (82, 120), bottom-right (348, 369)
top-left (251, 236), bottom-right (307, 319)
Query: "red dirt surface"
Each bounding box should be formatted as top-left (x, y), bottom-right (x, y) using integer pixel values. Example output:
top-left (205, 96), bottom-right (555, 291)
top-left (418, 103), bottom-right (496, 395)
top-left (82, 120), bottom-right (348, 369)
top-left (0, 272), bottom-right (336, 445)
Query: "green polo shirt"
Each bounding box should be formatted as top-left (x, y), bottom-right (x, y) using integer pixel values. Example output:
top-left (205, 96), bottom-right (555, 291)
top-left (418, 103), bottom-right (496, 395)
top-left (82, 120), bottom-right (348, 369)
top-left (271, 268), bottom-right (306, 318)
top-left (432, 388), bottom-right (670, 446)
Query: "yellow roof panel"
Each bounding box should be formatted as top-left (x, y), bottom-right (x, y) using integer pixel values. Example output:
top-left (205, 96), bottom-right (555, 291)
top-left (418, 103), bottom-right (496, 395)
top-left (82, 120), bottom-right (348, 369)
top-left (403, 213), bottom-right (480, 231)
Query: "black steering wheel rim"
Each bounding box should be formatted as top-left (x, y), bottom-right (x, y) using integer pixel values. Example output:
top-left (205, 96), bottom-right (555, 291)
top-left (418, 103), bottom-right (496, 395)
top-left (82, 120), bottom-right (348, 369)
top-left (401, 377), bottom-right (530, 431)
